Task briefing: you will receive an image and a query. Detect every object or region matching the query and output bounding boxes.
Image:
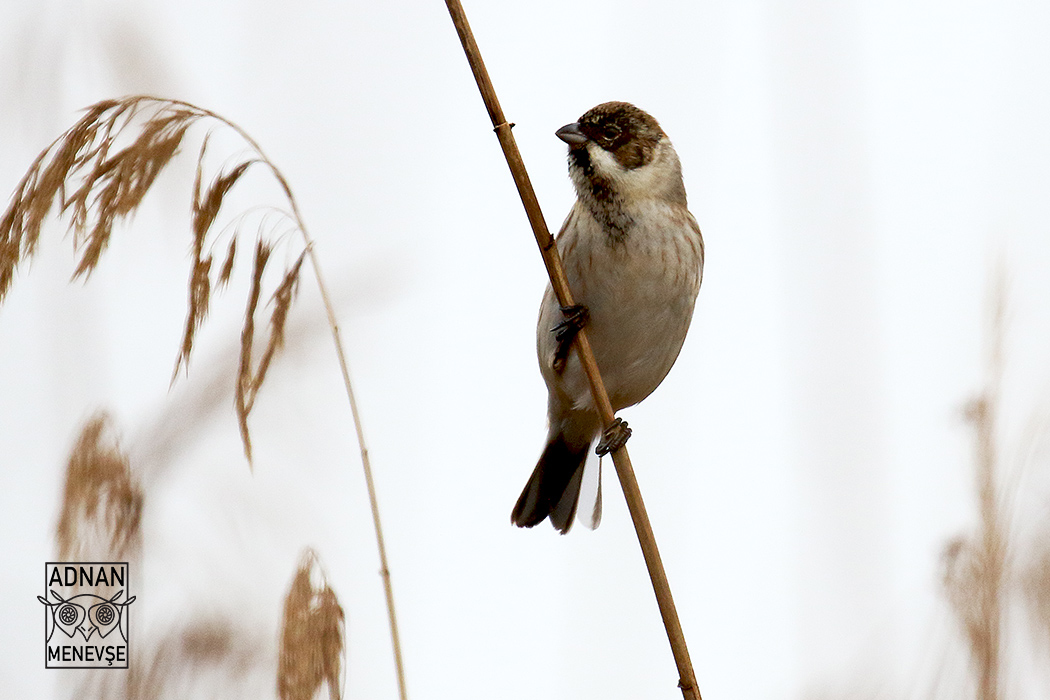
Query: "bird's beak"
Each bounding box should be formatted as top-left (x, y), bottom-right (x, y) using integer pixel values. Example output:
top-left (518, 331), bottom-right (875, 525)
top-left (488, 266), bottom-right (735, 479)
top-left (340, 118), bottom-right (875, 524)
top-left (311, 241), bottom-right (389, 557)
top-left (555, 122), bottom-right (588, 146)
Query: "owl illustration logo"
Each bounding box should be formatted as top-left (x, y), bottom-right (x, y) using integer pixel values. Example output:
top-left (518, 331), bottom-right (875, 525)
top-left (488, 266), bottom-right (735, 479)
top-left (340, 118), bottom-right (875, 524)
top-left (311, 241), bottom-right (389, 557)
top-left (41, 562), bottom-right (134, 668)
top-left (38, 589), bottom-right (135, 643)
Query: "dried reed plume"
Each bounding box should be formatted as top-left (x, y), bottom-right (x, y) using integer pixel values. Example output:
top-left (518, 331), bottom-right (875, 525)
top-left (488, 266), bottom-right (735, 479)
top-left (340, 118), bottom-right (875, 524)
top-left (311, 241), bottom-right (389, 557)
top-left (278, 550), bottom-right (345, 700)
top-left (6, 95), bottom-right (407, 699)
top-left (0, 96), bottom-right (306, 462)
top-left (56, 412), bottom-right (142, 562)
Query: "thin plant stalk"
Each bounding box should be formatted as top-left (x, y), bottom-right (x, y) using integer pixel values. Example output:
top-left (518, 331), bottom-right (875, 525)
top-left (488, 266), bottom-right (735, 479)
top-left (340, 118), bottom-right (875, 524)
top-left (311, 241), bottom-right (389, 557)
top-left (223, 113), bottom-right (411, 700)
top-left (307, 249), bottom-right (409, 700)
top-left (443, 3), bottom-right (702, 699)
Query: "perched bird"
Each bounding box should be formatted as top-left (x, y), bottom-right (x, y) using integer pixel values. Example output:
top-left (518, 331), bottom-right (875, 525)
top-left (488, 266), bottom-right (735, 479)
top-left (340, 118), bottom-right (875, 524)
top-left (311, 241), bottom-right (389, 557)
top-left (511, 102), bottom-right (705, 534)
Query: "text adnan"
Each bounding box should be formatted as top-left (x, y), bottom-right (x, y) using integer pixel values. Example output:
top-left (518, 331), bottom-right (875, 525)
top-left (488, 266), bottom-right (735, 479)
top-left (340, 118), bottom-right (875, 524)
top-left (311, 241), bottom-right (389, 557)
top-left (48, 565), bottom-right (125, 588)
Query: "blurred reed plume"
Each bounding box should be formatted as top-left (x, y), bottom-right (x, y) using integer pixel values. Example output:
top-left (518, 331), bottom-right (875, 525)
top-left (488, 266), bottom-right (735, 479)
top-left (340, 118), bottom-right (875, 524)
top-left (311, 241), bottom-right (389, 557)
top-left (56, 412), bottom-right (142, 563)
top-left (123, 621), bottom-right (246, 700)
top-left (941, 269), bottom-right (1010, 700)
top-left (278, 550), bottom-right (345, 700)
top-left (0, 96), bottom-right (307, 462)
top-left (91, 618), bottom-right (262, 700)
top-left (956, 394), bottom-right (1004, 700)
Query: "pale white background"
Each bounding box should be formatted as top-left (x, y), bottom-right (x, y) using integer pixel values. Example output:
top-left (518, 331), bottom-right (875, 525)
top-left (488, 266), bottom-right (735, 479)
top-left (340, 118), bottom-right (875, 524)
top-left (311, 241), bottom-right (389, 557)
top-left (2, 1), bottom-right (1050, 698)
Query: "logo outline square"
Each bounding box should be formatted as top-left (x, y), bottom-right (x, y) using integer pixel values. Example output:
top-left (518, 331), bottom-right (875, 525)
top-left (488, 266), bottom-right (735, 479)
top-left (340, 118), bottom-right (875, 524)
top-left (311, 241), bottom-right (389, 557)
top-left (40, 562), bottom-right (134, 669)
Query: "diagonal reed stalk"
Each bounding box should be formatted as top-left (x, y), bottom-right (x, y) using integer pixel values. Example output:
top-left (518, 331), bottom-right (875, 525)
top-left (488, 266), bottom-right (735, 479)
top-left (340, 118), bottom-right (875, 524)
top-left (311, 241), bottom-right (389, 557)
top-left (443, 3), bottom-right (702, 699)
top-left (1, 96), bottom-right (407, 700)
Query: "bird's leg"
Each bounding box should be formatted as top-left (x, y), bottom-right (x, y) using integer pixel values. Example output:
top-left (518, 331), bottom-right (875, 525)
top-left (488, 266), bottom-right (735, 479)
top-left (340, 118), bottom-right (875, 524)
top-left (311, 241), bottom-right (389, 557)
top-left (595, 418), bottom-right (631, 456)
top-left (551, 304), bottom-right (589, 373)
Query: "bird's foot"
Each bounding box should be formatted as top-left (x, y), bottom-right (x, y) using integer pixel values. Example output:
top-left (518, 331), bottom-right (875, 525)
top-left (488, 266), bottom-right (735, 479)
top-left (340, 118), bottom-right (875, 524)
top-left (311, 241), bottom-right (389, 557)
top-left (552, 304), bottom-right (589, 373)
top-left (595, 418), bottom-right (631, 456)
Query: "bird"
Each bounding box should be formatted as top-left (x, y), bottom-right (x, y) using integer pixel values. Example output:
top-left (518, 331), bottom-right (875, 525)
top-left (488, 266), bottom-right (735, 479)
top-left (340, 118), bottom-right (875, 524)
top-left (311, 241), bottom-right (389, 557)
top-left (511, 101), bottom-right (704, 534)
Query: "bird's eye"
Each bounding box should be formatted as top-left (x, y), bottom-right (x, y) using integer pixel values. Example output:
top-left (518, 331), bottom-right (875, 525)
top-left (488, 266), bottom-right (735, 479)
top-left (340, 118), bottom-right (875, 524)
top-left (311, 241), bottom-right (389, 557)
top-left (602, 124), bottom-right (621, 142)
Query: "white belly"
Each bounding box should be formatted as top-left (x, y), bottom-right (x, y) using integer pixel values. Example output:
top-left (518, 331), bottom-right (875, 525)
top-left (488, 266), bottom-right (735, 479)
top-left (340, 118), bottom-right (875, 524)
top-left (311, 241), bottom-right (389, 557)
top-left (537, 201), bottom-right (703, 414)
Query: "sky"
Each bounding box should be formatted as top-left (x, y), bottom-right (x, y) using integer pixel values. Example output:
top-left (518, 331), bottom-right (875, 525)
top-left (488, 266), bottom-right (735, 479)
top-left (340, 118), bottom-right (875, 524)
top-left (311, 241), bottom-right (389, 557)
top-left (2, 0), bottom-right (1050, 699)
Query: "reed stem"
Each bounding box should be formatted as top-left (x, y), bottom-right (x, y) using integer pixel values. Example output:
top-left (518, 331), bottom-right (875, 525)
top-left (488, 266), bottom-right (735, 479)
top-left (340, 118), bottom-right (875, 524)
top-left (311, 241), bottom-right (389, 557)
top-left (443, 3), bottom-right (701, 698)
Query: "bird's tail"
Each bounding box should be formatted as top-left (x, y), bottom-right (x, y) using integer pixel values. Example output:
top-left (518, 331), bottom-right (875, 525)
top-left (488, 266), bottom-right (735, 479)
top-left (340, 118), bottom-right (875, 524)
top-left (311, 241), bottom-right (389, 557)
top-left (511, 432), bottom-right (591, 534)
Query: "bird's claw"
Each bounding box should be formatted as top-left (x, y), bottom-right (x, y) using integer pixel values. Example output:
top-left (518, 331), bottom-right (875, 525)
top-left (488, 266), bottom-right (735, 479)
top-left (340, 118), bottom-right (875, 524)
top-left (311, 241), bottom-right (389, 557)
top-left (552, 304), bottom-right (589, 373)
top-left (553, 304), bottom-right (589, 342)
top-left (595, 418), bottom-right (631, 456)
